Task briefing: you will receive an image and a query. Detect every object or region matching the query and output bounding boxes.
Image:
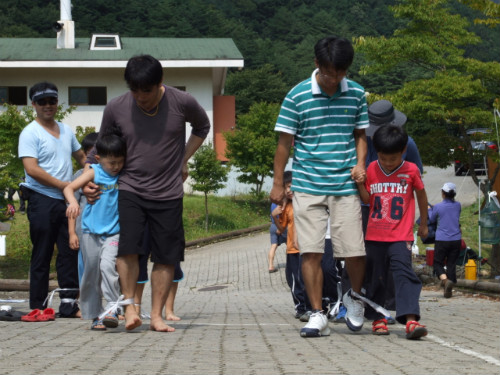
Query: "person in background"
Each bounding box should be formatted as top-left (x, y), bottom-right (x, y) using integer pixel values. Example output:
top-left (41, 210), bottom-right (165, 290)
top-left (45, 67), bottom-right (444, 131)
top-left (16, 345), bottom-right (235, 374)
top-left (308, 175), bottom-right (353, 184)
top-left (268, 201), bottom-right (287, 273)
top-left (68, 132), bottom-right (98, 284)
top-left (429, 182), bottom-right (461, 298)
top-left (18, 81), bottom-right (86, 319)
top-left (272, 171), bottom-right (313, 324)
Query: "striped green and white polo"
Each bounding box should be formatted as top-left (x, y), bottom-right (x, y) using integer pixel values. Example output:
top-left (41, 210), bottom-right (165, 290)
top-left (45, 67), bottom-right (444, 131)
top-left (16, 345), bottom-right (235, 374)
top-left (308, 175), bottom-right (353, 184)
top-left (275, 69), bottom-right (369, 196)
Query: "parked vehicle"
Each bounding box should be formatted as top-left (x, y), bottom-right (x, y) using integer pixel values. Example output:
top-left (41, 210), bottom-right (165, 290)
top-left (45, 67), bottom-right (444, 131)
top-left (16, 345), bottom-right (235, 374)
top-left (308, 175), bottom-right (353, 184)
top-left (454, 128), bottom-right (498, 176)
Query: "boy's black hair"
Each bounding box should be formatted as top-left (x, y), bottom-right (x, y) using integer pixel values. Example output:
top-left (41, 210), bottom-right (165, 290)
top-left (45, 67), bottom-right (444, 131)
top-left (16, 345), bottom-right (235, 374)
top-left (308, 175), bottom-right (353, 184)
top-left (29, 81), bottom-right (58, 101)
top-left (372, 125), bottom-right (408, 154)
top-left (124, 55), bottom-right (163, 91)
top-left (314, 36), bottom-right (354, 71)
top-left (81, 132), bottom-right (98, 154)
top-left (96, 126), bottom-right (126, 159)
top-left (283, 170), bottom-right (292, 185)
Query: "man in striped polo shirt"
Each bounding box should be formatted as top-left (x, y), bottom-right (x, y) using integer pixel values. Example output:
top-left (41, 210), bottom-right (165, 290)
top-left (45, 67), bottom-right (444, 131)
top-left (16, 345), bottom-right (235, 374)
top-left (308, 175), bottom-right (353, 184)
top-left (271, 36), bottom-right (369, 338)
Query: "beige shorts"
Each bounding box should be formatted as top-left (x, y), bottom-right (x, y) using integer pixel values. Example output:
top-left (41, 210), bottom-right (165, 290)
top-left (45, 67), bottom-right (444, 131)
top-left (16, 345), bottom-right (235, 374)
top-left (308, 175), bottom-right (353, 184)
top-left (292, 192), bottom-right (365, 258)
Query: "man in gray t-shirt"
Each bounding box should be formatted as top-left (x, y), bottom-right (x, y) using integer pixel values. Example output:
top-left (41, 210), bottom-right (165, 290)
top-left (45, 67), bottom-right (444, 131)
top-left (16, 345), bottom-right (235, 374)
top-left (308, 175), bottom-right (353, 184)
top-left (87, 55), bottom-right (210, 332)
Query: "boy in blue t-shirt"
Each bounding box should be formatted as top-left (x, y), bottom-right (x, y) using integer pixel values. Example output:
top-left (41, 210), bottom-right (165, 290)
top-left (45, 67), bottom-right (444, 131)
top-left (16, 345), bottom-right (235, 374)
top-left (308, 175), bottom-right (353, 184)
top-left (63, 129), bottom-right (126, 331)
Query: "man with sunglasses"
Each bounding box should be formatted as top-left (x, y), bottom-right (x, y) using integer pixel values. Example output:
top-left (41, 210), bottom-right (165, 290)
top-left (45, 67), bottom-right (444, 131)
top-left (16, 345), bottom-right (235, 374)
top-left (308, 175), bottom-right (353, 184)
top-left (18, 82), bottom-right (86, 318)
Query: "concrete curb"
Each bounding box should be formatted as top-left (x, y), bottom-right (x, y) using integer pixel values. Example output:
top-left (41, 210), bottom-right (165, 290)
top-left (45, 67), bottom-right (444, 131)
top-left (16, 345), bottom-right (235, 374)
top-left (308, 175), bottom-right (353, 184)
top-left (0, 224), bottom-right (270, 292)
top-left (3, 224), bottom-right (499, 296)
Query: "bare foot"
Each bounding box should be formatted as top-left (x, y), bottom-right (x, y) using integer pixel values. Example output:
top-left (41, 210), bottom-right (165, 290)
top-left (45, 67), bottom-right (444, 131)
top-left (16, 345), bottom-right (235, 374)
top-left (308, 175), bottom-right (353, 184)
top-left (150, 317), bottom-right (176, 332)
top-left (124, 307), bottom-right (142, 331)
top-left (166, 313), bottom-right (181, 321)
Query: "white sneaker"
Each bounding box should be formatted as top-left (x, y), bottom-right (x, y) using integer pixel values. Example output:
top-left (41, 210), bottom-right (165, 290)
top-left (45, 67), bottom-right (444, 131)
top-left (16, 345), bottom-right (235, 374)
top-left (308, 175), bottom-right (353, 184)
top-left (342, 289), bottom-right (365, 332)
top-left (300, 311), bottom-right (330, 337)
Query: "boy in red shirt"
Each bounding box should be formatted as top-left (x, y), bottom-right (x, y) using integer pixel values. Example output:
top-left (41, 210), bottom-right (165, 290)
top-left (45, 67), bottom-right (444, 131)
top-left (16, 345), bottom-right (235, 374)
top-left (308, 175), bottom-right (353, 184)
top-left (357, 125), bottom-right (429, 340)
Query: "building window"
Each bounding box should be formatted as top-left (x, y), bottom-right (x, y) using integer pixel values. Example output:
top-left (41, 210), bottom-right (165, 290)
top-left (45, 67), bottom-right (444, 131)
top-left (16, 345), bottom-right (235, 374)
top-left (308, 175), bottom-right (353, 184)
top-left (90, 34), bottom-right (122, 50)
top-left (0, 86), bottom-right (27, 105)
top-left (69, 87), bottom-right (107, 105)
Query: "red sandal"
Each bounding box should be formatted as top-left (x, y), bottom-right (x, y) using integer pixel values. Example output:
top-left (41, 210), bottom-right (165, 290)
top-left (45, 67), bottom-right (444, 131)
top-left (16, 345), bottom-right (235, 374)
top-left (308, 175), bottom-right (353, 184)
top-left (21, 309), bottom-right (41, 322)
top-left (37, 308), bottom-right (56, 321)
top-left (406, 320), bottom-right (428, 340)
top-left (372, 318), bottom-right (389, 335)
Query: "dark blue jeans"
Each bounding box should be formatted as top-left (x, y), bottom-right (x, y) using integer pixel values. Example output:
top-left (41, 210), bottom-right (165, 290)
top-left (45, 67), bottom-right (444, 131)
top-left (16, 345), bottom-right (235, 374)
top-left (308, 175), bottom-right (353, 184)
top-left (27, 189), bottom-right (79, 316)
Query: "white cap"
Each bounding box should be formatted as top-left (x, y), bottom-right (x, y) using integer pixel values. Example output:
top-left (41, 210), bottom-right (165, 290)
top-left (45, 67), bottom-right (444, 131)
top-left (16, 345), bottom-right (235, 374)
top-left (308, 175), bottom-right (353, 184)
top-left (442, 182), bottom-right (456, 193)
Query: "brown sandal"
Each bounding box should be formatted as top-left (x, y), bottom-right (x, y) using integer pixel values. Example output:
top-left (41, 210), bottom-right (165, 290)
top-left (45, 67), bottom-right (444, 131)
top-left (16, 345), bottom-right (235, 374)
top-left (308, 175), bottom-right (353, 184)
top-left (372, 318), bottom-right (389, 335)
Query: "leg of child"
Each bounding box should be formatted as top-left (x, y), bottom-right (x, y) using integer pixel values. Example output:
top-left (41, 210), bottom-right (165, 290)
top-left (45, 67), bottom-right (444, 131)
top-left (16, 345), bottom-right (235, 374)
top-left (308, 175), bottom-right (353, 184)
top-left (364, 241), bottom-right (389, 335)
top-left (79, 233), bottom-right (104, 320)
top-left (134, 282), bottom-right (146, 316)
top-left (268, 243), bottom-right (279, 272)
top-left (100, 234), bottom-right (121, 327)
top-left (165, 282), bottom-right (180, 321)
top-left (165, 262), bottom-right (184, 321)
top-left (389, 242), bottom-right (427, 338)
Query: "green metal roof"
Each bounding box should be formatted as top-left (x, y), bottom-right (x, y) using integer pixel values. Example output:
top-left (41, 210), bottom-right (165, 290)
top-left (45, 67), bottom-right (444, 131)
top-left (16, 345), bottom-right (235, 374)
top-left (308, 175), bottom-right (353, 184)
top-left (0, 37), bottom-right (243, 63)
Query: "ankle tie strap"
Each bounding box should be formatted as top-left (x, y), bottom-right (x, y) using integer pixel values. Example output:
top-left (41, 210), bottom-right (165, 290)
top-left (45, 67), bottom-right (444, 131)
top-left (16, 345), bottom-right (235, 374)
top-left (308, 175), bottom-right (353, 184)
top-left (98, 295), bottom-right (134, 320)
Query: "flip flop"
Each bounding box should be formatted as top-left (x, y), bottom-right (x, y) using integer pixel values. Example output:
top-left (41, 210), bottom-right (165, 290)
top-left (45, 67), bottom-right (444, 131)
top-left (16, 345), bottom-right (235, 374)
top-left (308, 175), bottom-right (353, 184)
top-left (91, 318), bottom-right (107, 331)
top-left (37, 308), bottom-right (56, 321)
top-left (21, 309), bottom-right (41, 322)
top-left (102, 313), bottom-right (119, 328)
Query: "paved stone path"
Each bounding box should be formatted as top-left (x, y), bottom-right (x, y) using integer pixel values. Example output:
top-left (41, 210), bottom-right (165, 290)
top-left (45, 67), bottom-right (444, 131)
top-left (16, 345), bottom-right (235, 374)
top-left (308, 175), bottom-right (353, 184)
top-left (1, 232), bottom-right (499, 375)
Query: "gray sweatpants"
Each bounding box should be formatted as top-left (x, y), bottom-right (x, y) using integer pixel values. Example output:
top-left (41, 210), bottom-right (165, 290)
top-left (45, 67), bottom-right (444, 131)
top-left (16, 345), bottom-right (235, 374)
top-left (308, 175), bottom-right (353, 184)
top-left (79, 233), bottom-right (120, 320)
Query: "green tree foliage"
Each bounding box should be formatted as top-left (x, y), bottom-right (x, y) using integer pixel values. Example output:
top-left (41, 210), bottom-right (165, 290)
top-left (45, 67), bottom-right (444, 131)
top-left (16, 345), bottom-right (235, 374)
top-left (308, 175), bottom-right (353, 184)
top-left (224, 64), bottom-right (289, 115)
top-left (355, 0), bottom-right (500, 194)
top-left (224, 102), bottom-right (280, 197)
top-left (189, 144), bottom-right (229, 231)
top-left (1, 0), bottom-right (498, 103)
top-left (459, 0), bottom-right (500, 26)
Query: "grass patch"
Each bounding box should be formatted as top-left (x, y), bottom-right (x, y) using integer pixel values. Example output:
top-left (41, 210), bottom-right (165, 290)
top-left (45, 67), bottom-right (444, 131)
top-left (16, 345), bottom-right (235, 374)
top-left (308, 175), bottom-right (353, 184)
top-left (0, 194), bottom-right (270, 279)
top-left (2, 195), bottom-right (493, 279)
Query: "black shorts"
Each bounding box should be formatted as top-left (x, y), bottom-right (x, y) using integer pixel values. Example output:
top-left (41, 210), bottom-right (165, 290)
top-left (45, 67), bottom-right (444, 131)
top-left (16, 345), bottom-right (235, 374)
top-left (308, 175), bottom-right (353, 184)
top-left (118, 190), bottom-right (185, 264)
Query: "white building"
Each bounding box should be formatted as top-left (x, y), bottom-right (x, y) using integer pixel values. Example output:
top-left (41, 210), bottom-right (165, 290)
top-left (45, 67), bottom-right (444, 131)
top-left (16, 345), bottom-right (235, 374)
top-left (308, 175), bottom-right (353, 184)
top-left (0, 1), bottom-right (243, 160)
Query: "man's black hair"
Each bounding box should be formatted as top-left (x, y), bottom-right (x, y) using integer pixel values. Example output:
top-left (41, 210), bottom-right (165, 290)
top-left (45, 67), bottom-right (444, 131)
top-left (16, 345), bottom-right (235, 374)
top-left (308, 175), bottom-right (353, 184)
top-left (124, 55), bottom-right (163, 91)
top-left (29, 82), bottom-right (58, 101)
top-left (96, 126), bottom-right (126, 159)
top-left (283, 170), bottom-right (292, 185)
top-left (81, 132), bottom-right (98, 154)
top-left (314, 36), bottom-right (354, 71)
top-left (372, 125), bottom-right (408, 154)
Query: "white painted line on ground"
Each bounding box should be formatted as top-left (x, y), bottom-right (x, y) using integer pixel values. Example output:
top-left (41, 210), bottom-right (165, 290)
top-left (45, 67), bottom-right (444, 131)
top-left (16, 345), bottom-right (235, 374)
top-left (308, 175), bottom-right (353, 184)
top-left (186, 323), bottom-right (292, 326)
top-left (427, 334), bottom-right (500, 367)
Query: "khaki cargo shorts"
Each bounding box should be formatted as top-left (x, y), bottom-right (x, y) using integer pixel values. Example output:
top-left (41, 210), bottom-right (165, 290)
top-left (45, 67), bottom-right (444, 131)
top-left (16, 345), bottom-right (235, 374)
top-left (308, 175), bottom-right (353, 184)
top-left (292, 192), bottom-right (365, 258)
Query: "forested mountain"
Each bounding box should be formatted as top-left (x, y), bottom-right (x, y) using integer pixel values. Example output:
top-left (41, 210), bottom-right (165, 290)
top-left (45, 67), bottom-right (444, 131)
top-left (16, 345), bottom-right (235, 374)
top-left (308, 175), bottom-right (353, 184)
top-left (1, 0), bottom-right (498, 104)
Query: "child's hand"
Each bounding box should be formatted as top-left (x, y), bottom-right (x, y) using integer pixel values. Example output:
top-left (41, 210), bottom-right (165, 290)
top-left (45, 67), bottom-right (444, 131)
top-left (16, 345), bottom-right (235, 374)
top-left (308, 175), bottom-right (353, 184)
top-left (351, 165), bottom-right (366, 183)
top-left (69, 233), bottom-right (79, 250)
top-left (417, 223), bottom-right (428, 239)
top-left (66, 203), bottom-right (80, 219)
top-left (271, 204), bottom-right (284, 217)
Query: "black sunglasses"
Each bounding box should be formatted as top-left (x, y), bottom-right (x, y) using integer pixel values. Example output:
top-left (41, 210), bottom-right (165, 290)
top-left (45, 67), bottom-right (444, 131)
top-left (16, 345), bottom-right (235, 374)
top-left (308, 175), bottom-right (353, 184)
top-left (36, 98), bottom-right (58, 106)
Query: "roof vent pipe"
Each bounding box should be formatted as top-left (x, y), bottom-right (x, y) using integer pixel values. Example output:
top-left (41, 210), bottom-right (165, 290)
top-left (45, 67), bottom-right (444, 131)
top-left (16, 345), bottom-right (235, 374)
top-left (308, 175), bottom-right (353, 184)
top-left (60, 0), bottom-right (72, 21)
top-left (56, 0), bottom-right (74, 49)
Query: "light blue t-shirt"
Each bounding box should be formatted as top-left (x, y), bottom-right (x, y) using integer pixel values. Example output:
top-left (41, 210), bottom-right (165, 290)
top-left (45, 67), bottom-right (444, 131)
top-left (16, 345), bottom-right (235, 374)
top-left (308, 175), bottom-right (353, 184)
top-left (81, 164), bottom-right (120, 236)
top-left (18, 120), bottom-right (81, 200)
